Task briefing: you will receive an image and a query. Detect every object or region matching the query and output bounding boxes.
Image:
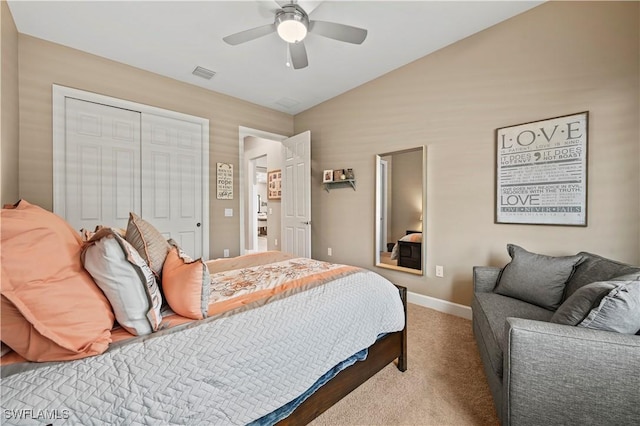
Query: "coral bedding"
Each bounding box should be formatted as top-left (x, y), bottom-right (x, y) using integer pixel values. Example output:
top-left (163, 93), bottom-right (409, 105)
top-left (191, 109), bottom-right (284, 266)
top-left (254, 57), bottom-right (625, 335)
top-left (1, 252), bottom-right (405, 425)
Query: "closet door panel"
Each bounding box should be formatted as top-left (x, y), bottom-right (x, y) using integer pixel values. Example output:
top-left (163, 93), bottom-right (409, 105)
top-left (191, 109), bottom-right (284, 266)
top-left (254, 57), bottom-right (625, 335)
top-left (142, 114), bottom-right (203, 259)
top-left (65, 98), bottom-right (141, 232)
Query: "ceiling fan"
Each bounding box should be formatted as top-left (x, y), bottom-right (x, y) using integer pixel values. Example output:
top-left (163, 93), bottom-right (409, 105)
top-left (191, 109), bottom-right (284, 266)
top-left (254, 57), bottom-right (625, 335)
top-left (222, 0), bottom-right (368, 70)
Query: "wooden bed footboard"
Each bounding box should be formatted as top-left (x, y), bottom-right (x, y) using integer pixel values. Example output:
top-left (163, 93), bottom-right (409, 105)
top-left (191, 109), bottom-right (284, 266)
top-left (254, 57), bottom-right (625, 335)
top-left (279, 285), bottom-right (407, 425)
top-left (397, 240), bottom-right (421, 270)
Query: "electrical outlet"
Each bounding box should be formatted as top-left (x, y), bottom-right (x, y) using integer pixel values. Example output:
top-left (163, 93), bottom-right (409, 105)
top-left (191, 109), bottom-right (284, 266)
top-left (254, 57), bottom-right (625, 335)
top-left (224, 208), bottom-right (233, 217)
top-left (435, 265), bottom-right (444, 277)
top-left (275, 239), bottom-right (278, 246)
top-left (223, 249), bottom-right (229, 258)
top-left (328, 247), bottom-right (332, 256)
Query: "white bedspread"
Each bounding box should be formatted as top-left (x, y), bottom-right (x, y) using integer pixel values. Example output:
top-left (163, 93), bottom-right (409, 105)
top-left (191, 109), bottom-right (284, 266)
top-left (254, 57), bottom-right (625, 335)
top-left (1, 269), bottom-right (404, 425)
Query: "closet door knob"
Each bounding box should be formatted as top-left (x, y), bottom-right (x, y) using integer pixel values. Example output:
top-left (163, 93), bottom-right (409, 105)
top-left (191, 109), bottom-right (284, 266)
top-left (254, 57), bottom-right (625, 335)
top-left (196, 222), bottom-right (201, 227)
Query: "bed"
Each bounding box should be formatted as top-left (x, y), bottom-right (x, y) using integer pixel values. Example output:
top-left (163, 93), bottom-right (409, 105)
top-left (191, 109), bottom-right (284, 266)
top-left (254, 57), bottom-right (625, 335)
top-left (0, 201), bottom-right (406, 426)
top-left (391, 230), bottom-right (423, 270)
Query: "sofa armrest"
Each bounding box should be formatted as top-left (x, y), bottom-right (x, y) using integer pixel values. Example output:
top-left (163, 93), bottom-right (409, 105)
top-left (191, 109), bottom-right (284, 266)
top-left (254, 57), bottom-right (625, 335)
top-left (503, 318), bottom-right (640, 426)
top-left (472, 266), bottom-right (501, 293)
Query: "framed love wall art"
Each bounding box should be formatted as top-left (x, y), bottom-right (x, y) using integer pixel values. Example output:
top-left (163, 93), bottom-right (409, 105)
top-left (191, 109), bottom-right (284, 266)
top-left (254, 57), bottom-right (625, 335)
top-left (268, 169), bottom-right (282, 200)
top-left (495, 111), bottom-right (588, 226)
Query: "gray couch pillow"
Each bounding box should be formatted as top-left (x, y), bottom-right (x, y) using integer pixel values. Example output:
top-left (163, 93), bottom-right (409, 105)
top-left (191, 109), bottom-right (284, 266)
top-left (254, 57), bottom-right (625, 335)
top-left (564, 252), bottom-right (640, 300)
top-left (551, 281), bottom-right (616, 325)
top-left (578, 279), bottom-right (640, 334)
top-left (494, 244), bottom-right (584, 311)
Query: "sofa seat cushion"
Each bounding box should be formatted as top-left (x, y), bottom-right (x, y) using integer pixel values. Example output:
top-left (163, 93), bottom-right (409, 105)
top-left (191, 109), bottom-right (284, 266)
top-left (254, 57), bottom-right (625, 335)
top-left (565, 252), bottom-right (640, 300)
top-left (472, 292), bottom-right (553, 378)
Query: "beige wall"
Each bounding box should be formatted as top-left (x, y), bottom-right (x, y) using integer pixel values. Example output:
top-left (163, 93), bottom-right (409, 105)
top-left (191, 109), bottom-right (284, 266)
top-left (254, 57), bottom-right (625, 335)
top-left (1, 0), bottom-right (19, 205)
top-left (17, 35), bottom-right (293, 259)
top-left (7, 1), bottom-right (639, 306)
top-left (296, 1), bottom-right (640, 305)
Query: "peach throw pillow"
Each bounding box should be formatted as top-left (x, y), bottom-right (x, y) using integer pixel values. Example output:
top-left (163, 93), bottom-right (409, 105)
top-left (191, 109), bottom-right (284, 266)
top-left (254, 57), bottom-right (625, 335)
top-left (0, 200), bottom-right (114, 362)
top-left (162, 245), bottom-right (210, 320)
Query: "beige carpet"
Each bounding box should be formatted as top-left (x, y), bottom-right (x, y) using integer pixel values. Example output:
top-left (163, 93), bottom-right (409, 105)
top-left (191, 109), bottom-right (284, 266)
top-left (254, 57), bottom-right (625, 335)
top-left (309, 303), bottom-right (499, 426)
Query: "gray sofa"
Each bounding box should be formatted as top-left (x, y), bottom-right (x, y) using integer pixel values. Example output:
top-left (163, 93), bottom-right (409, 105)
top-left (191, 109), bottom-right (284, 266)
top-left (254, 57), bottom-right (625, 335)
top-left (472, 246), bottom-right (640, 425)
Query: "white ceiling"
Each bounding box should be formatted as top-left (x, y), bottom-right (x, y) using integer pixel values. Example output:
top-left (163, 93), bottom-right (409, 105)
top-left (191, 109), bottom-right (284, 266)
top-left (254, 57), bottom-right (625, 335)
top-left (7, 0), bottom-right (542, 115)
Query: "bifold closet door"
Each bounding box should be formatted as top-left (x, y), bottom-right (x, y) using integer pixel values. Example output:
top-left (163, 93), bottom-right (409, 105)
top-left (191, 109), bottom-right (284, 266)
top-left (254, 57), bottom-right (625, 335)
top-left (64, 98), bottom-right (141, 232)
top-left (141, 113), bottom-right (203, 259)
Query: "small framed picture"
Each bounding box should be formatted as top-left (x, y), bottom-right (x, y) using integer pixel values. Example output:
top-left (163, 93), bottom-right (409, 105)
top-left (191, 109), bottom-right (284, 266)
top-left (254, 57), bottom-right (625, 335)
top-left (268, 169), bottom-right (282, 200)
top-left (323, 169), bottom-right (334, 183)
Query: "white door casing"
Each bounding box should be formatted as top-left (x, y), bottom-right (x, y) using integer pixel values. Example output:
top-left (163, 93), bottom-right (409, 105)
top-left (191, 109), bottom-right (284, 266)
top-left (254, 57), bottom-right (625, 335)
top-left (53, 85), bottom-right (209, 259)
top-left (281, 131), bottom-right (311, 258)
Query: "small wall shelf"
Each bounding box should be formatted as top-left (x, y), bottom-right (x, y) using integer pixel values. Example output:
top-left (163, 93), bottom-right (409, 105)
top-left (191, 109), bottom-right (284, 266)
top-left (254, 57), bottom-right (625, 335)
top-left (324, 179), bottom-right (356, 192)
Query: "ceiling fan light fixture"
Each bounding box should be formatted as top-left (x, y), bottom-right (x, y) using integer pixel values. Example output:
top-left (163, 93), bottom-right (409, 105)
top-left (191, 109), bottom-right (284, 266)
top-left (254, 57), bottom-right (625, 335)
top-left (275, 5), bottom-right (309, 43)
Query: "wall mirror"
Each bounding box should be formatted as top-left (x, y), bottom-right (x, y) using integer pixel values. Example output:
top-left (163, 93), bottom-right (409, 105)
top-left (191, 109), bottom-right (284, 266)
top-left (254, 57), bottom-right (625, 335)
top-left (375, 146), bottom-right (426, 275)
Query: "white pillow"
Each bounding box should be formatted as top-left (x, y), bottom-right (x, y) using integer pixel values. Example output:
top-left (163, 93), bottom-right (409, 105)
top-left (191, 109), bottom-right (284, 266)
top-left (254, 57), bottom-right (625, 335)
top-left (82, 229), bottom-right (163, 335)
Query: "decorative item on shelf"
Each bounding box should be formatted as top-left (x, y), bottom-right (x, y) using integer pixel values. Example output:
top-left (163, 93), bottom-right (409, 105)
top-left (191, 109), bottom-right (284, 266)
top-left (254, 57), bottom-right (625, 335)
top-left (267, 169), bottom-right (282, 200)
top-left (345, 168), bottom-right (355, 180)
top-left (323, 169), bottom-right (356, 192)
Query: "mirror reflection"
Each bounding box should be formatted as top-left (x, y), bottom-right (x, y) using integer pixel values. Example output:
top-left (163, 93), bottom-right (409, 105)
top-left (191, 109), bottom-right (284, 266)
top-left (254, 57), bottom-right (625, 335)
top-left (375, 147), bottom-right (425, 275)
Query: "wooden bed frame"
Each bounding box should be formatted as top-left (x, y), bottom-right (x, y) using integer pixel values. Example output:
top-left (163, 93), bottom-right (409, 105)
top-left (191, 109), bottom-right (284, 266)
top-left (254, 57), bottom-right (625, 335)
top-left (279, 285), bottom-right (407, 425)
top-left (397, 230), bottom-right (422, 270)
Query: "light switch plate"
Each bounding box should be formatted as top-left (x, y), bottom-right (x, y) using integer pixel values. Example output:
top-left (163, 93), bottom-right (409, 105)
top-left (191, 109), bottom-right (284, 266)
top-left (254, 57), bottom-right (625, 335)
top-left (224, 208), bottom-right (233, 217)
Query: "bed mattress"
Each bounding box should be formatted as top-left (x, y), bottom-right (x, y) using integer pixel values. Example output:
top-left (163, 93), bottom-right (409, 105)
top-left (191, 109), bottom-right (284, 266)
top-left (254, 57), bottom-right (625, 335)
top-left (1, 263), bottom-right (404, 425)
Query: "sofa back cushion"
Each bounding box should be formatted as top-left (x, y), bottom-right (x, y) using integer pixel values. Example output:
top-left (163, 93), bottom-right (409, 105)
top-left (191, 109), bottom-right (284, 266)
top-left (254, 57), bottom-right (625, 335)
top-left (494, 244), bottom-right (584, 311)
top-left (0, 200), bottom-right (114, 361)
top-left (564, 252), bottom-right (640, 300)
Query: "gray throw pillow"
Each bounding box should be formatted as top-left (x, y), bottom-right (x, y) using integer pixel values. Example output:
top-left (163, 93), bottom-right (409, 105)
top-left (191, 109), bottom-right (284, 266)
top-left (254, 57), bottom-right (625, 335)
top-left (564, 252), bottom-right (640, 299)
top-left (494, 244), bottom-right (584, 311)
top-left (551, 281), bottom-right (616, 326)
top-left (578, 280), bottom-right (640, 334)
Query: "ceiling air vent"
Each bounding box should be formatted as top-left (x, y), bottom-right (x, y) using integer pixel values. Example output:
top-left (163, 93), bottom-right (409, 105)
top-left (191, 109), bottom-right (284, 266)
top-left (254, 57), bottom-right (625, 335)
top-left (274, 97), bottom-right (300, 110)
top-left (192, 66), bottom-right (216, 80)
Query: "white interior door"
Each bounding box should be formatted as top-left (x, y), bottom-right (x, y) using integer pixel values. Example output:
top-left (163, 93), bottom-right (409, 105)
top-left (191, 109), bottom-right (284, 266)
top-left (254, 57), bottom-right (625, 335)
top-left (142, 113), bottom-right (203, 259)
top-left (64, 98), bottom-right (141, 231)
top-left (281, 131), bottom-right (311, 258)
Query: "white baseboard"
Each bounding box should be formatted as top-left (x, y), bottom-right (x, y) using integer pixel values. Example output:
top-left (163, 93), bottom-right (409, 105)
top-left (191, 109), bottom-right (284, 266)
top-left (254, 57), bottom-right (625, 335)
top-left (407, 291), bottom-right (472, 320)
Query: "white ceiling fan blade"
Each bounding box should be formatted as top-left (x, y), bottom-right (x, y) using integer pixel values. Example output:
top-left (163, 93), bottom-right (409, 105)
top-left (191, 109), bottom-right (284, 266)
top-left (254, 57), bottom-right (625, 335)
top-left (289, 42), bottom-right (308, 69)
top-left (223, 23), bottom-right (276, 46)
top-left (309, 20), bottom-right (367, 44)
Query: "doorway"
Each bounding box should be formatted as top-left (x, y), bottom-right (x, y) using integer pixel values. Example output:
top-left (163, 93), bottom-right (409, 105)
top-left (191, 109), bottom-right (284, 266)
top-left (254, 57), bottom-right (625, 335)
top-left (238, 127), bottom-right (311, 257)
top-left (239, 127), bottom-right (286, 255)
top-left (250, 155), bottom-right (268, 253)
